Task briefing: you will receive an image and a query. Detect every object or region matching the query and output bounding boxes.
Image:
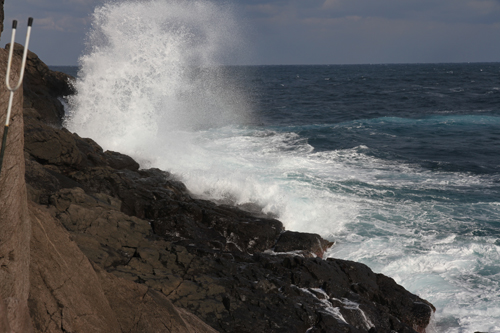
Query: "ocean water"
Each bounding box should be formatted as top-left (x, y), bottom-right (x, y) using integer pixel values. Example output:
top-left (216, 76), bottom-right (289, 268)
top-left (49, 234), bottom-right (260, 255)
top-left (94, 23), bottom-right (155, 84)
top-left (57, 1), bottom-right (500, 332)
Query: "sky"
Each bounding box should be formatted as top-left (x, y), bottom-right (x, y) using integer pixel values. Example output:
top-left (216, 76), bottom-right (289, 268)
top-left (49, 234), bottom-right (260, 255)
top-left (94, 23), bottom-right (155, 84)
top-left (3, 0), bottom-right (500, 66)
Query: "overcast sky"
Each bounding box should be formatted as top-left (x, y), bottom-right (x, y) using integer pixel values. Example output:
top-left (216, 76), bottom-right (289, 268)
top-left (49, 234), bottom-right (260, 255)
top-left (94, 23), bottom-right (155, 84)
top-left (3, 0), bottom-right (500, 66)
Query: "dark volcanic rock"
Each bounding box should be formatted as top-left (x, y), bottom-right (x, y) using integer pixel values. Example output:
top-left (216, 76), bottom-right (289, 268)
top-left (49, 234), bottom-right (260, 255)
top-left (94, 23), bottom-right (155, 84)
top-left (20, 46), bottom-right (436, 333)
top-left (29, 201), bottom-right (217, 333)
top-left (274, 230), bottom-right (334, 258)
top-left (24, 110), bottom-right (83, 166)
top-left (104, 150), bottom-right (140, 171)
top-left (45, 183), bottom-right (435, 332)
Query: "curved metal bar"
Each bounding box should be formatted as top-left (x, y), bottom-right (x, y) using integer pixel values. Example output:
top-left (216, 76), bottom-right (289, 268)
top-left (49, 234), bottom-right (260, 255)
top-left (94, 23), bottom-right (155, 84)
top-left (6, 18), bottom-right (33, 93)
top-left (0, 18), bottom-right (34, 176)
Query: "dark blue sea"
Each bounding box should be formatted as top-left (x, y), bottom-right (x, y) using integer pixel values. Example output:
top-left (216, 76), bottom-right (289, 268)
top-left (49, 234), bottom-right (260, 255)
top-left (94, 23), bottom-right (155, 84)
top-left (49, 3), bottom-right (500, 331)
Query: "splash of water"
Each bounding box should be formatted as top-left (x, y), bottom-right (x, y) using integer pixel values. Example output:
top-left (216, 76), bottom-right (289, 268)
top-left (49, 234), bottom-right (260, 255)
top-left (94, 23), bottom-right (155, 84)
top-left (66, 0), bottom-right (252, 155)
top-left (64, 0), bottom-right (355, 236)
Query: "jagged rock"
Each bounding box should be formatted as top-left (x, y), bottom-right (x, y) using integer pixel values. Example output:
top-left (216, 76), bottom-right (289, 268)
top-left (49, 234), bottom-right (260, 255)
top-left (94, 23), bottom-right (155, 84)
top-left (33, 144), bottom-right (284, 255)
top-left (46, 183), bottom-right (434, 332)
top-left (274, 230), bottom-right (334, 258)
top-left (24, 117), bottom-right (83, 166)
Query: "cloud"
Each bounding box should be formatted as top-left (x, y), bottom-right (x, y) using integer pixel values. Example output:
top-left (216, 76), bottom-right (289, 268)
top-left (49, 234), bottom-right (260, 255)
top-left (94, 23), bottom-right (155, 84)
top-left (244, 0), bottom-right (500, 64)
top-left (34, 15), bottom-right (90, 32)
top-left (245, 3), bottom-right (281, 16)
top-left (246, 0), bottom-right (500, 24)
top-left (3, 0), bottom-right (500, 65)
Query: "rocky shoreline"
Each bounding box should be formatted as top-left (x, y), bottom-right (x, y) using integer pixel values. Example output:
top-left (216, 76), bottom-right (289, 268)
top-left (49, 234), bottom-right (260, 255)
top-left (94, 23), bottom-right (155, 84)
top-left (0, 19), bottom-right (435, 333)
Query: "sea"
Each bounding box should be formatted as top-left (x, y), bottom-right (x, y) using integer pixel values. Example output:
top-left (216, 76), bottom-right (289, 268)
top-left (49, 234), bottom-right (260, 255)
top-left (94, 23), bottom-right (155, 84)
top-left (51, 1), bottom-right (500, 332)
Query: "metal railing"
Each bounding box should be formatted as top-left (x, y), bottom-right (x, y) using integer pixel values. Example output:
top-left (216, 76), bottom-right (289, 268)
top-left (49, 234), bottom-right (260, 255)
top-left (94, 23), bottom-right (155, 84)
top-left (0, 18), bottom-right (33, 176)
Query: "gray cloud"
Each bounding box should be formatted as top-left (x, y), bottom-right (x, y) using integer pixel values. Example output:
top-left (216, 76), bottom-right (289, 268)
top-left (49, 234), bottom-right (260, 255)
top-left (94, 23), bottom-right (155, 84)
top-left (2, 0), bottom-right (105, 64)
top-left (3, 0), bottom-right (500, 65)
top-left (240, 0), bottom-right (500, 64)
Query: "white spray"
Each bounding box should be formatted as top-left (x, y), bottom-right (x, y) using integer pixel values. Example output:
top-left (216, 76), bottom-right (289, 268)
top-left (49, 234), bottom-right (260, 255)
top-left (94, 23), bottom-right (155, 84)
top-left (66, 0), bottom-right (251, 154)
top-left (65, 0), bottom-right (358, 236)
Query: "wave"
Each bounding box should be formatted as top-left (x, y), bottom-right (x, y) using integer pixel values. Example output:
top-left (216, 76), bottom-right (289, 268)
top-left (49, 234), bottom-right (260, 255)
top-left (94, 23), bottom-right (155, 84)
top-left (65, 0), bottom-right (252, 154)
top-left (64, 1), bottom-right (500, 331)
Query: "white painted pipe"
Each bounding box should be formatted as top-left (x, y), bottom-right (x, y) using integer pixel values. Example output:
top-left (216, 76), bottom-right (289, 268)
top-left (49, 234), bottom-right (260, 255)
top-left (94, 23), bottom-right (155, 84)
top-left (0, 18), bottom-right (34, 175)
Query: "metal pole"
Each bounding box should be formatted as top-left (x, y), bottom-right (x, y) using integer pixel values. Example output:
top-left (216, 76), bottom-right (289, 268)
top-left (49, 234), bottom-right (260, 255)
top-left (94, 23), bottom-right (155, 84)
top-left (0, 17), bottom-right (33, 176)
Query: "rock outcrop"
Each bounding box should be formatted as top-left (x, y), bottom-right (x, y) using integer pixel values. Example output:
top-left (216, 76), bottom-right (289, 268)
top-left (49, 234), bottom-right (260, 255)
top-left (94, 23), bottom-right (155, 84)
top-left (18, 46), bottom-right (435, 332)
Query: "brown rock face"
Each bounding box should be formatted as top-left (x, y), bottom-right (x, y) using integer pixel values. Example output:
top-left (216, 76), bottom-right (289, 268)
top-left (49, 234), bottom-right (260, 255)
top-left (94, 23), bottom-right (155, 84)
top-left (28, 203), bottom-right (121, 333)
top-left (93, 263), bottom-right (216, 333)
top-left (0, 49), bottom-right (33, 332)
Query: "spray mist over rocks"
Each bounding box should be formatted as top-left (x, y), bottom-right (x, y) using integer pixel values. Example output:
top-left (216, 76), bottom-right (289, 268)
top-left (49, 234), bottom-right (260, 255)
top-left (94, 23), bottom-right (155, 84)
top-left (65, 0), bottom-right (357, 237)
top-left (66, 0), bottom-right (252, 150)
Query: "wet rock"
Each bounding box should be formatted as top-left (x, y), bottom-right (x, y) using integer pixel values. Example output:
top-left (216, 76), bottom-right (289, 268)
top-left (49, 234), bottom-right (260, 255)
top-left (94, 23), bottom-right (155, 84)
top-left (274, 230), bottom-right (334, 258)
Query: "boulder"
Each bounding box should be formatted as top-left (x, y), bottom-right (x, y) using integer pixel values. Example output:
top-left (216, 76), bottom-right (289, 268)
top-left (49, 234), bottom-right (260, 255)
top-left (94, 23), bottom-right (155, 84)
top-left (274, 230), bottom-right (334, 258)
top-left (104, 150), bottom-right (140, 171)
